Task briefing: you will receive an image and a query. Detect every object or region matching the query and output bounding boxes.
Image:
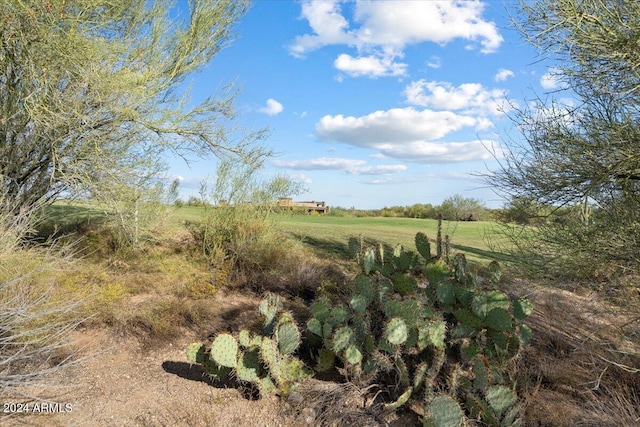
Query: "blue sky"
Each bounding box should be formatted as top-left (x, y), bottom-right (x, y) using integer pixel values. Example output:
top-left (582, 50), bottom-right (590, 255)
top-left (168, 0), bottom-right (562, 209)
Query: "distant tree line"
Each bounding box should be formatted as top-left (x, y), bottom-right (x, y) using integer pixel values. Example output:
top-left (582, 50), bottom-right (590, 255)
top-left (324, 194), bottom-right (492, 221)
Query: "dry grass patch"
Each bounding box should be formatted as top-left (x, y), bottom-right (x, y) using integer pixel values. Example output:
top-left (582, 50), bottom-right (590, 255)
top-left (508, 279), bottom-right (640, 426)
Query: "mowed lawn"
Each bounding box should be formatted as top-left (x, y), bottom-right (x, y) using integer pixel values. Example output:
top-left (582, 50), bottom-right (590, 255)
top-left (268, 214), bottom-right (509, 264)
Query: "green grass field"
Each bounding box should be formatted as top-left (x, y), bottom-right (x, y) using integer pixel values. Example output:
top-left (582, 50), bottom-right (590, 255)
top-left (272, 214), bottom-right (508, 264)
top-left (170, 206), bottom-right (509, 264)
top-left (41, 203), bottom-right (509, 264)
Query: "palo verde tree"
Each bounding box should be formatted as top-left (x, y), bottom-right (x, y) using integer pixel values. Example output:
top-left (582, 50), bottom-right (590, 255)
top-left (487, 0), bottom-right (640, 276)
top-left (0, 0), bottom-right (266, 216)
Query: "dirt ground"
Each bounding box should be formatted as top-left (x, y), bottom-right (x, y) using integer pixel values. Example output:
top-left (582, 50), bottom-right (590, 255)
top-left (5, 328), bottom-right (297, 427)
top-left (3, 280), bottom-right (639, 427)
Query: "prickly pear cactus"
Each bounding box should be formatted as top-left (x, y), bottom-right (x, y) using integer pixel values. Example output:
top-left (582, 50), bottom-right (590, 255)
top-left (306, 232), bottom-right (532, 426)
top-left (186, 292), bottom-right (311, 398)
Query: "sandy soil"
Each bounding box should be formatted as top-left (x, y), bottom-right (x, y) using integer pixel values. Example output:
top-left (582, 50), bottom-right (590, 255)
top-left (6, 329), bottom-right (297, 427)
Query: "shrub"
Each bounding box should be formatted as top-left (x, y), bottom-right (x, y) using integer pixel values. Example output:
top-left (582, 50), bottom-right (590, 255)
top-left (0, 201), bottom-right (83, 411)
top-left (187, 205), bottom-right (327, 299)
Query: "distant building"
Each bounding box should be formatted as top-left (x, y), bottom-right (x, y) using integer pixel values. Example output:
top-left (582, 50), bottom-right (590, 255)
top-left (278, 198), bottom-right (330, 214)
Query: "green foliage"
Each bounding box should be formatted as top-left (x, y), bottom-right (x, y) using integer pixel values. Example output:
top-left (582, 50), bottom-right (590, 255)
top-left (187, 292), bottom-right (311, 397)
top-left (487, 0), bottom-right (640, 277)
top-left (439, 194), bottom-right (488, 221)
top-left (186, 158), bottom-right (306, 286)
top-left (306, 232), bottom-right (532, 425)
top-left (93, 175), bottom-right (179, 250)
top-left (0, 0), bottom-right (266, 221)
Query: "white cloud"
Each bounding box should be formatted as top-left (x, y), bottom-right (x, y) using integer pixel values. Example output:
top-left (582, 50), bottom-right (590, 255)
top-left (353, 1), bottom-right (502, 53)
top-left (348, 164), bottom-right (407, 175)
top-left (363, 171), bottom-right (480, 185)
top-left (272, 157), bottom-right (406, 175)
top-left (273, 157), bottom-right (365, 170)
top-left (315, 108), bottom-right (502, 163)
top-left (290, 173), bottom-right (313, 185)
top-left (403, 80), bottom-right (509, 117)
top-left (494, 68), bottom-right (514, 82)
top-left (290, 0), bottom-right (503, 61)
top-left (317, 108), bottom-right (478, 145)
top-left (289, 0), bottom-right (355, 58)
top-left (427, 55), bottom-right (442, 69)
top-left (374, 140), bottom-right (499, 163)
top-left (540, 68), bottom-right (565, 90)
top-left (334, 53), bottom-right (407, 78)
top-left (259, 98), bottom-right (284, 116)
top-left (364, 175), bottom-right (429, 185)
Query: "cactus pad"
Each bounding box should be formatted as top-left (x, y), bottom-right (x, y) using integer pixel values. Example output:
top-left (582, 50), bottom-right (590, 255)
top-left (415, 232), bottom-right (431, 260)
top-left (428, 320), bottom-right (446, 350)
top-left (347, 236), bottom-right (361, 259)
top-left (472, 290), bottom-right (510, 319)
top-left (362, 246), bottom-right (376, 274)
top-left (484, 308), bottom-right (512, 332)
top-left (307, 318), bottom-right (323, 337)
top-left (259, 292), bottom-right (280, 332)
top-left (427, 395), bottom-right (464, 427)
top-left (332, 326), bottom-right (354, 353)
top-left (385, 318), bottom-right (408, 345)
top-left (485, 385), bottom-right (517, 417)
top-left (276, 317), bottom-right (301, 355)
top-left (513, 298), bottom-right (533, 321)
top-left (425, 260), bottom-right (450, 285)
top-left (258, 376), bottom-right (276, 396)
top-left (392, 273), bottom-right (417, 296)
top-left (354, 274), bottom-right (374, 296)
top-left (310, 296), bottom-right (331, 322)
top-left (377, 242), bottom-right (385, 264)
top-left (316, 348), bottom-right (335, 372)
top-left (238, 330), bottom-right (252, 348)
top-left (485, 260), bottom-right (502, 284)
top-left (350, 294), bottom-right (370, 314)
top-left (344, 344), bottom-right (363, 365)
top-left (519, 324), bottom-right (532, 346)
top-left (328, 304), bottom-right (349, 326)
top-left (283, 357), bottom-right (312, 381)
top-left (436, 282), bottom-right (456, 307)
top-left (393, 251), bottom-right (413, 272)
top-left (472, 356), bottom-right (489, 390)
top-left (186, 342), bottom-right (206, 363)
top-left (453, 309), bottom-right (483, 330)
top-left (236, 349), bottom-right (262, 383)
top-left (393, 243), bottom-right (403, 257)
top-left (210, 333), bottom-right (238, 368)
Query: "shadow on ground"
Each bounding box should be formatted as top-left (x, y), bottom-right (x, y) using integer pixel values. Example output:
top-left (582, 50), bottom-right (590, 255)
top-left (292, 233), bottom-right (513, 264)
top-left (162, 361), bottom-right (260, 400)
top-left (449, 243), bottom-right (514, 263)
